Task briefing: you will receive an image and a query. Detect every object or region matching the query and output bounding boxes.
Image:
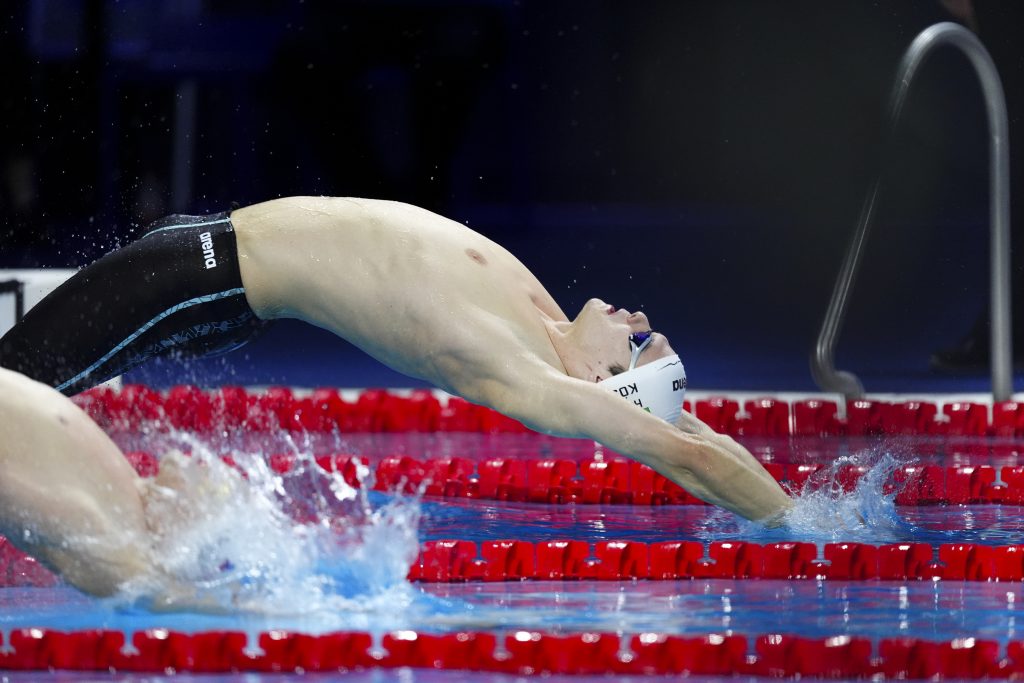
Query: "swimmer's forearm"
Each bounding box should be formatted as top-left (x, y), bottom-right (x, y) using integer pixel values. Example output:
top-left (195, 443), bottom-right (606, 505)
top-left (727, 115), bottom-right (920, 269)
top-left (570, 395), bottom-right (792, 522)
top-left (495, 374), bottom-right (792, 521)
top-left (654, 410), bottom-right (792, 520)
top-left (570, 404), bottom-right (792, 521)
top-left (647, 429), bottom-right (793, 522)
top-left (674, 410), bottom-right (786, 491)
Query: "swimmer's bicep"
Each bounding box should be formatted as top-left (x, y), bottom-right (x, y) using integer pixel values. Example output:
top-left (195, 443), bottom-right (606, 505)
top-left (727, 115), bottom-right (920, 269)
top-left (477, 368), bottom-right (684, 452)
top-left (458, 363), bottom-right (569, 433)
top-left (469, 372), bottom-right (593, 438)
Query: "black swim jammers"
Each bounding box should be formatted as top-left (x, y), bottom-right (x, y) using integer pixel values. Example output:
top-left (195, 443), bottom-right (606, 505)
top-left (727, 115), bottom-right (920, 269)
top-left (0, 212), bottom-right (268, 395)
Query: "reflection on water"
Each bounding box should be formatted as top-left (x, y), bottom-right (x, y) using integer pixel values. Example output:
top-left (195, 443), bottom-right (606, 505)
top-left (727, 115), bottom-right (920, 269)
top-left (3, 579), bottom-right (1023, 645)
top-left (421, 497), bottom-right (1024, 546)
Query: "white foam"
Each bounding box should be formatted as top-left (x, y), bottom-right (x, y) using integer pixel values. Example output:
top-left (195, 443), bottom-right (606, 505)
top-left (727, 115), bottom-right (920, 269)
top-left (698, 449), bottom-right (926, 545)
top-left (112, 433), bottom-right (422, 616)
top-left (770, 451), bottom-right (916, 543)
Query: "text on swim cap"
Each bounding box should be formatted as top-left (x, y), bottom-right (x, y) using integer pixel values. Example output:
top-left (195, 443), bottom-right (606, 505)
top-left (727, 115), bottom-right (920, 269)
top-left (612, 383), bottom-right (645, 408)
top-left (615, 383), bottom-right (638, 397)
top-left (199, 231), bottom-right (216, 269)
top-left (673, 378), bottom-right (687, 391)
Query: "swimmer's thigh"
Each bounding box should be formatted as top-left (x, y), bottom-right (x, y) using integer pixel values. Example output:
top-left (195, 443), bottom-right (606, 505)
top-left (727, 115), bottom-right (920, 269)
top-left (0, 211), bottom-right (270, 395)
top-left (0, 368), bottom-right (150, 595)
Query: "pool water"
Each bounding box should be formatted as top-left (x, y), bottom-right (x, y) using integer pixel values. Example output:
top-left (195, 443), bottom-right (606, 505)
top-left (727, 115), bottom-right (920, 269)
top-left (420, 498), bottom-right (1024, 546)
top-left (2, 576), bottom-right (1022, 648)
top-left (3, 426), bottom-right (1024, 680)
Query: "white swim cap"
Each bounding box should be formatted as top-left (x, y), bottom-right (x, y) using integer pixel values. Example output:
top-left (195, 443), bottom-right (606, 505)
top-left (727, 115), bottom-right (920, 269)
top-left (599, 354), bottom-right (687, 424)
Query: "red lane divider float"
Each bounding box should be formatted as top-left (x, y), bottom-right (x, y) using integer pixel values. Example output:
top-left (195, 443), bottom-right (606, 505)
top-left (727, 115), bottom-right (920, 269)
top-left (70, 385), bottom-right (1024, 438)
top-left (108, 450), bottom-right (1024, 506)
top-left (4, 537), bottom-right (1024, 585)
top-left (73, 386), bottom-right (532, 434)
top-left (71, 387), bottom-right (1024, 505)
top-left (0, 627), bottom-right (1021, 677)
top-left (408, 540), bottom-right (1024, 582)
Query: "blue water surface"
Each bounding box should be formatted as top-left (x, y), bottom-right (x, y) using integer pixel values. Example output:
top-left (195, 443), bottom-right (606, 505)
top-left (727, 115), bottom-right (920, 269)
top-left (4, 433), bottom-right (1024, 683)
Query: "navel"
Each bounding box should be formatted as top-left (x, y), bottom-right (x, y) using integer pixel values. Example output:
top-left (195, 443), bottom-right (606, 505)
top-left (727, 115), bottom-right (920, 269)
top-left (465, 248), bottom-right (488, 266)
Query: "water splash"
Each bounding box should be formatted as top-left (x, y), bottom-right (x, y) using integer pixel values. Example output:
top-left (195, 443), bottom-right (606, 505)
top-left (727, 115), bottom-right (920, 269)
top-left (700, 450), bottom-right (942, 544)
top-left (112, 432), bottom-right (422, 616)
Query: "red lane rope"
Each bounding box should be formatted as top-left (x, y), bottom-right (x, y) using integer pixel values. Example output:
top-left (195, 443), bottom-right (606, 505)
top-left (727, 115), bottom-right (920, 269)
top-left (68, 385), bottom-right (1024, 505)
top-left (115, 450), bottom-right (1024, 506)
top-left (6, 388), bottom-right (1015, 677)
top-left (2, 537), bottom-right (1022, 585)
top-left (73, 384), bottom-right (1024, 438)
top-left (408, 539), bottom-right (1022, 582)
top-left (0, 627), bottom-right (1018, 677)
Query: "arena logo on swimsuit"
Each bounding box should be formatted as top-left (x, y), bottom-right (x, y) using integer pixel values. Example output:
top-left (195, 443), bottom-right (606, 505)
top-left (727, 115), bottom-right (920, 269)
top-left (199, 231), bottom-right (217, 269)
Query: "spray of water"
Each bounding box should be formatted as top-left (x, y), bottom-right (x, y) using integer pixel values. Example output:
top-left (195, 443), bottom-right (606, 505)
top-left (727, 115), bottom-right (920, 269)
top-left (700, 449), bottom-right (928, 544)
top-left (771, 451), bottom-right (918, 541)
top-left (98, 415), bottom-right (959, 619)
top-left (111, 431), bottom-right (422, 616)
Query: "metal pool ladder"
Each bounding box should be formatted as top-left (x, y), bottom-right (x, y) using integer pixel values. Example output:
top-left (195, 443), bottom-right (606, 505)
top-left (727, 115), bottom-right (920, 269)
top-left (811, 22), bottom-right (1012, 401)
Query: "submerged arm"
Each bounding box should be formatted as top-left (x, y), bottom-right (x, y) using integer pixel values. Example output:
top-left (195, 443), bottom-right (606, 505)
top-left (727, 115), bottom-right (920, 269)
top-left (472, 366), bottom-right (793, 522)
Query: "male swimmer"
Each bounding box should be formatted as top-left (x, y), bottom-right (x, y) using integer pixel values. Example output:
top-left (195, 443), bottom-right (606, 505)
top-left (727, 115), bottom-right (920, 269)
top-left (0, 199), bottom-right (792, 577)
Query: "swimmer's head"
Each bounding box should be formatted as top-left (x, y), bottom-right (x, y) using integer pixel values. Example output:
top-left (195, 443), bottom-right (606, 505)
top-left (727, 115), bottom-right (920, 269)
top-left (553, 299), bottom-right (686, 423)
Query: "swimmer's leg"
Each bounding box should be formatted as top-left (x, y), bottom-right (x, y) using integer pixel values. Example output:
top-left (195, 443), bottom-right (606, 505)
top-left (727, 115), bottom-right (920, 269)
top-left (0, 367), bottom-right (150, 595)
top-left (0, 212), bottom-right (271, 395)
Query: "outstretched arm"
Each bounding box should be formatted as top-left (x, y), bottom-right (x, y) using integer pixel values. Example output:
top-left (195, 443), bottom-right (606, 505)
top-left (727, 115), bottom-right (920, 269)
top-left (473, 366), bottom-right (793, 522)
top-left (673, 407), bottom-right (790, 498)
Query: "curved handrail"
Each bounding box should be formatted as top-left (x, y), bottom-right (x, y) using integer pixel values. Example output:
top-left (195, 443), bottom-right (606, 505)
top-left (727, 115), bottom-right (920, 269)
top-left (811, 22), bottom-right (1012, 400)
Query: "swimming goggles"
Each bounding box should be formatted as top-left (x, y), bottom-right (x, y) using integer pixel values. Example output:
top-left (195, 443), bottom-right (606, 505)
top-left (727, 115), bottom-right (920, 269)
top-left (628, 331), bottom-right (655, 370)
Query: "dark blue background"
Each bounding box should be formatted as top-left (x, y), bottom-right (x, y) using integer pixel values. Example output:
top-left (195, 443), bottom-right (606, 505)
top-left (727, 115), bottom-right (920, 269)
top-left (2, 1), bottom-right (1022, 392)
